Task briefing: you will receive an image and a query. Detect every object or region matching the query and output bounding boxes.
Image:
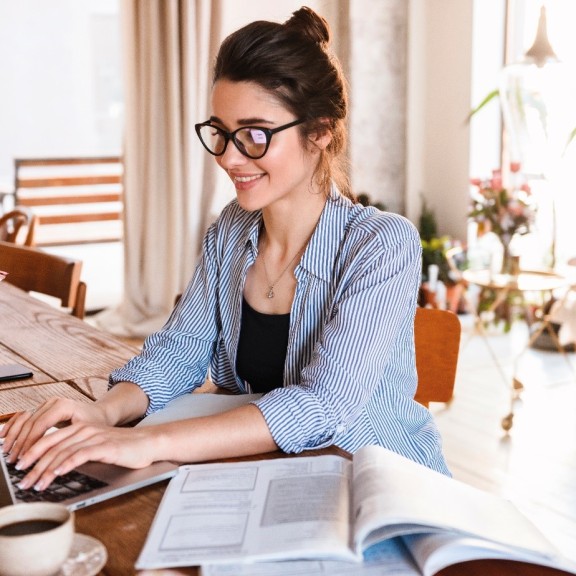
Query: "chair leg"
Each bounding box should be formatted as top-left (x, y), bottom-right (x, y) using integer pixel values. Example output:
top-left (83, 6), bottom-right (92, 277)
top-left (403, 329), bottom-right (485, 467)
top-left (73, 281), bottom-right (87, 319)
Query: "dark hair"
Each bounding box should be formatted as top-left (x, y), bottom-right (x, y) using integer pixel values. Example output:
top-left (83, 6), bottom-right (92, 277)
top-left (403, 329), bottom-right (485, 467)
top-left (213, 6), bottom-right (352, 200)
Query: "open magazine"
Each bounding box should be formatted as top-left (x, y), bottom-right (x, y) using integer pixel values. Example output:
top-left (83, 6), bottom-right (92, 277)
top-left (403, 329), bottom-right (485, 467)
top-left (136, 444), bottom-right (576, 574)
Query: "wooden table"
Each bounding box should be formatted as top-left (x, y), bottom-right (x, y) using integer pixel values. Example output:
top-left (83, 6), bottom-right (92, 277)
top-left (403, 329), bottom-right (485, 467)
top-left (0, 281), bottom-right (573, 576)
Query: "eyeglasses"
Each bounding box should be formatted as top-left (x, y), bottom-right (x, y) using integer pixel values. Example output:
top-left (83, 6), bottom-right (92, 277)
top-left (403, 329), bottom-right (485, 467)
top-left (195, 118), bottom-right (304, 160)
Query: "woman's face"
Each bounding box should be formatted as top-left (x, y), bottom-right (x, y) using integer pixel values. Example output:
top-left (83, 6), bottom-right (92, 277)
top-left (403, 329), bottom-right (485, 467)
top-left (210, 80), bottom-right (322, 213)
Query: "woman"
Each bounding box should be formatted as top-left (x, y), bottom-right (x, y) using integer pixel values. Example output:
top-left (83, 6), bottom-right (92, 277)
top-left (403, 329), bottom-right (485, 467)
top-left (1, 7), bottom-right (450, 490)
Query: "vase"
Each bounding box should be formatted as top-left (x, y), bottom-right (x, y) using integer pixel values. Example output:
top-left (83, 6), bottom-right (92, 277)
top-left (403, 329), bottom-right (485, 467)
top-left (500, 240), bottom-right (518, 275)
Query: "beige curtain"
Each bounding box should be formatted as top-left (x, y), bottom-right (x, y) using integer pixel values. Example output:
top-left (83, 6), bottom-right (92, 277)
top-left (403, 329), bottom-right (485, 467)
top-left (93, 0), bottom-right (222, 338)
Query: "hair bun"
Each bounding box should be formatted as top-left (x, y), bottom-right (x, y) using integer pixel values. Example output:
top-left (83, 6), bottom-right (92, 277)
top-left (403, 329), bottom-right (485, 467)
top-left (285, 6), bottom-right (330, 47)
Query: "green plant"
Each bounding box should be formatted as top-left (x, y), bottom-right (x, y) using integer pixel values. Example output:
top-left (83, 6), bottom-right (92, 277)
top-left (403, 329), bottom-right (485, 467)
top-left (468, 88), bottom-right (576, 154)
top-left (418, 198), bottom-right (459, 286)
top-left (467, 88), bottom-right (500, 121)
top-left (418, 197), bottom-right (438, 242)
top-left (356, 192), bottom-right (387, 211)
top-left (421, 236), bottom-right (457, 286)
top-left (476, 288), bottom-right (527, 333)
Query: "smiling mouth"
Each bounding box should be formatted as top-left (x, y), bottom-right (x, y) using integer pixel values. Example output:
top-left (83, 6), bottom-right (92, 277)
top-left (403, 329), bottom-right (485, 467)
top-left (234, 175), bottom-right (262, 183)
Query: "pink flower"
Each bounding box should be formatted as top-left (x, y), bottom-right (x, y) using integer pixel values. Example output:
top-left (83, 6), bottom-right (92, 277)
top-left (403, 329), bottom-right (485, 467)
top-left (508, 200), bottom-right (525, 216)
top-left (468, 166), bottom-right (535, 241)
top-left (490, 169), bottom-right (503, 190)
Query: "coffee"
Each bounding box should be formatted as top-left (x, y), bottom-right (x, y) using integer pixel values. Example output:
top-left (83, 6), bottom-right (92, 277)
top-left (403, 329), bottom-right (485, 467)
top-left (0, 519), bottom-right (61, 537)
top-left (0, 503), bottom-right (74, 576)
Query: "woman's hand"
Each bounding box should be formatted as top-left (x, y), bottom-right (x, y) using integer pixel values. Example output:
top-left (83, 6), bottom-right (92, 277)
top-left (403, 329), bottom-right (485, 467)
top-left (12, 422), bottom-right (157, 492)
top-left (1, 390), bottom-right (277, 493)
top-left (0, 397), bottom-right (109, 464)
top-left (0, 382), bottom-right (148, 487)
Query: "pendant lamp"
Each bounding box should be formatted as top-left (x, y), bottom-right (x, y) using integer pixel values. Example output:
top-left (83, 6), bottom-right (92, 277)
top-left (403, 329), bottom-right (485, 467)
top-left (498, 5), bottom-right (576, 267)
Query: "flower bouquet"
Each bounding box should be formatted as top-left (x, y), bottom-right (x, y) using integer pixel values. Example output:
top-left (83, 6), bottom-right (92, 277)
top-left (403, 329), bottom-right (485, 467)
top-left (468, 163), bottom-right (536, 274)
top-left (468, 164), bottom-right (537, 331)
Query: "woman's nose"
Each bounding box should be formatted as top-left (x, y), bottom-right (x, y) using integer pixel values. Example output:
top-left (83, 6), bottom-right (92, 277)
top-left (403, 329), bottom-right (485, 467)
top-left (217, 140), bottom-right (248, 169)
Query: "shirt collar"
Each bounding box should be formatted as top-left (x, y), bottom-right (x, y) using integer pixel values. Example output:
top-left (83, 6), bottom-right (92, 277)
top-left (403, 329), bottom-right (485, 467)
top-left (301, 186), bottom-right (353, 283)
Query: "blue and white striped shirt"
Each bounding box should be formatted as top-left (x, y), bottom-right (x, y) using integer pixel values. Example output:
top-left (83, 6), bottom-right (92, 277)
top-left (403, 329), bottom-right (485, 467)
top-left (110, 189), bottom-right (450, 475)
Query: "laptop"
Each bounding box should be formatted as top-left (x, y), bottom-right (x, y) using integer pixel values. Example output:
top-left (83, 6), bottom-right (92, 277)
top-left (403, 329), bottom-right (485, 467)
top-left (0, 444), bottom-right (178, 511)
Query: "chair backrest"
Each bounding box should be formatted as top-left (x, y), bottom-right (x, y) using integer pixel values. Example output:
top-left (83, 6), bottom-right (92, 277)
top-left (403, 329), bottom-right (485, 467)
top-left (414, 307), bottom-right (461, 407)
top-left (0, 209), bottom-right (38, 246)
top-left (0, 240), bottom-right (87, 318)
top-left (13, 156), bottom-right (123, 246)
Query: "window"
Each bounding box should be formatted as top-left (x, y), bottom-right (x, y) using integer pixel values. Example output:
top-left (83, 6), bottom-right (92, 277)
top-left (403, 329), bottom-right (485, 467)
top-left (504, 0), bottom-right (576, 266)
top-left (0, 0), bottom-right (124, 311)
top-left (469, 0), bottom-right (576, 268)
top-left (0, 0), bottom-right (123, 198)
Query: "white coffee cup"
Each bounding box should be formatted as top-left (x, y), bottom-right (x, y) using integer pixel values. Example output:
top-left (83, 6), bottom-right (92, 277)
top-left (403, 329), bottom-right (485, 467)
top-left (0, 502), bottom-right (74, 576)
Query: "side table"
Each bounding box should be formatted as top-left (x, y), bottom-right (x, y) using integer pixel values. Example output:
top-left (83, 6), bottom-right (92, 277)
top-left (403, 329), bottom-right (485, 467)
top-left (462, 269), bottom-right (570, 431)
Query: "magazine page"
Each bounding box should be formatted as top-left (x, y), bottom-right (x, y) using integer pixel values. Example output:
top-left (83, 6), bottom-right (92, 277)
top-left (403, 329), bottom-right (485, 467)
top-left (404, 533), bottom-right (576, 576)
top-left (351, 446), bottom-right (558, 559)
top-left (200, 538), bottom-right (422, 576)
top-left (136, 454), bottom-right (356, 570)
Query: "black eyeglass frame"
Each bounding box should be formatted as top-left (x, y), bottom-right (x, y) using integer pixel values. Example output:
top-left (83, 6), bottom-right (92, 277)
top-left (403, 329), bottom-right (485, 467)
top-left (194, 118), bottom-right (305, 160)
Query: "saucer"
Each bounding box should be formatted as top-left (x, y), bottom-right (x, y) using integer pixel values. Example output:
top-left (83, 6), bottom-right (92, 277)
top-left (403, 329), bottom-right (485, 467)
top-left (59, 533), bottom-right (107, 576)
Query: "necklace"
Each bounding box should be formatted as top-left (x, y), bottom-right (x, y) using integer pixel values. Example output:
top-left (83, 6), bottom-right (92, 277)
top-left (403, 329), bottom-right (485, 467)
top-left (260, 243), bottom-right (306, 299)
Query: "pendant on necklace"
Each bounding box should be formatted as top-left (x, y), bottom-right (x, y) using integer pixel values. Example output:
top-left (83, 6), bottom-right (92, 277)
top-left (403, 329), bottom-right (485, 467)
top-left (267, 287), bottom-right (275, 299)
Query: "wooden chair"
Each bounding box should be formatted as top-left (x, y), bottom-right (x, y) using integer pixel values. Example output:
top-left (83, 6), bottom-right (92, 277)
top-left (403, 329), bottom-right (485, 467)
top-left (527, 258), bottom-right (576, 353)
top-left (414, 307), bottom-right (461, 407)
top-left (0, 209), bottom-right (38, 246)
top-left (0, 240), bottom-right (87, 319)
top-left (13, 156), bottom-right (123, 246)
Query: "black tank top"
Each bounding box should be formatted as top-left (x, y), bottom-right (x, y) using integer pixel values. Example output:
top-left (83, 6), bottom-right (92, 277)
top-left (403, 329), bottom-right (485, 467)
top-left (236, 297), bottom-right (290, 393)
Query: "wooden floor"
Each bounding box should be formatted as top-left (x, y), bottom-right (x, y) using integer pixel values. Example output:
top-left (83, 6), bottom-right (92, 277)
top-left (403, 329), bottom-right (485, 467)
top-left (431, 314), bottom-right (576, 564)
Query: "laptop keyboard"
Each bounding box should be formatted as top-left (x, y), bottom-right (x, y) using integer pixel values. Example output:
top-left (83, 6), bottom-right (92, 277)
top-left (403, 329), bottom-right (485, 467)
top-left (5, 459), bottom-right (108, 503)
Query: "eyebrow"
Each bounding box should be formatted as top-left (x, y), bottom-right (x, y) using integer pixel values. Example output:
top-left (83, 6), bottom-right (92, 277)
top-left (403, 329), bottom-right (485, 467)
top-left (209, 116), bottom-right (275, 127)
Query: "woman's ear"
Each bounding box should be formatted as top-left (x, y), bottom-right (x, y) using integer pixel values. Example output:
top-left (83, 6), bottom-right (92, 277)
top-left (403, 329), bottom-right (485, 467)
top-left (308, 119), bottom-right (332, 151)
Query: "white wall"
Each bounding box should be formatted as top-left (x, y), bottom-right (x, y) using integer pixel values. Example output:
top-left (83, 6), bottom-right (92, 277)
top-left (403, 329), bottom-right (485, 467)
top-left (348, 0), bottom-right (408, 214)
top-left (406, 0), bottom-right (474, 241)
